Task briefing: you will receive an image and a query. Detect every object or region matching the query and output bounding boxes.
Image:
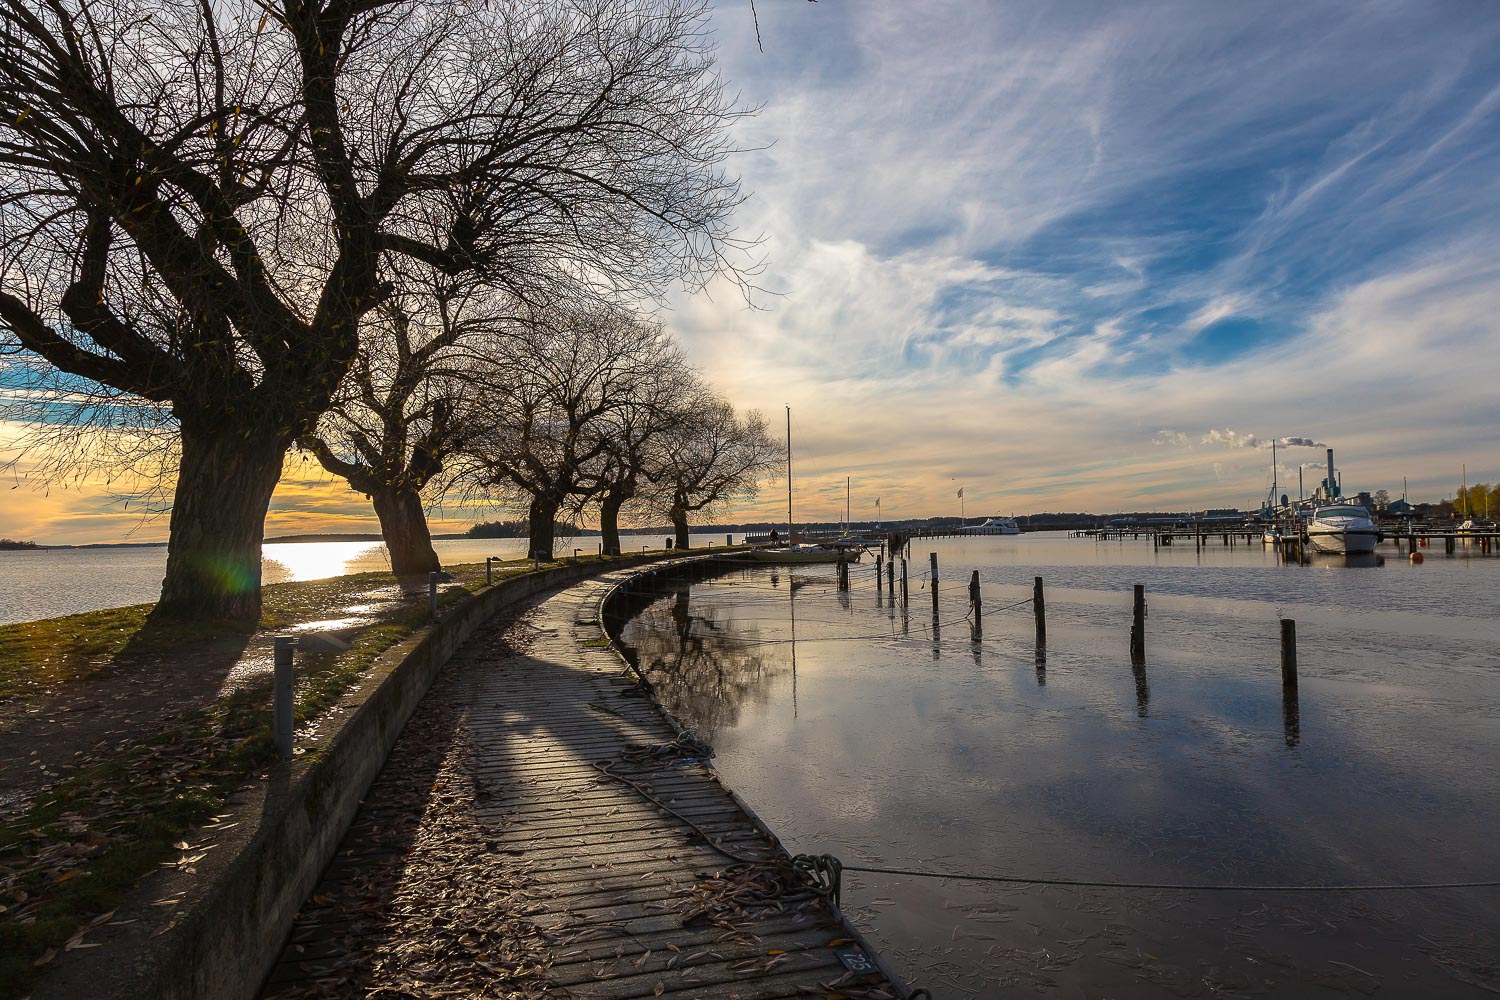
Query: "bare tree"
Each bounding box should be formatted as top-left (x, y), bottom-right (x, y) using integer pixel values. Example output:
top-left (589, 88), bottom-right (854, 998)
top-left (296, 262), bottom-right (513, 576)
top-left (651, 397), bottom-right (778, 549)
top-left (593, 341), bottom-right (700, 555)
top-left (0, 0), bottom-right (751, 621)
top-left (463, 303), bottom-right (683, 559)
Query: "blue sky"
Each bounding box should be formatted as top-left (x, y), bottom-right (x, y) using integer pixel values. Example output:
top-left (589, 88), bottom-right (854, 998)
top-left (670, 0), bottom-right (1500, 523)
top-left (4, 0), bottom-right (1500, 541)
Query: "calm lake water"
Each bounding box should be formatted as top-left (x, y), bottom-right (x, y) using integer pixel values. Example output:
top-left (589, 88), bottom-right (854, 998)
top-left (618, 532), bottom-right (1500, 998)
top-left (0, 532), bottom-right (735, 625)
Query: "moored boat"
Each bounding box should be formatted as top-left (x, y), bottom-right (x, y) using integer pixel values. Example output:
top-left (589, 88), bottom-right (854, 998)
top-left (956, 517), bottom-right (1020, 535)
top-left (749, 543), bottom-right (858, 564)
top-left (1307, 504), bottom-right (1379, 554)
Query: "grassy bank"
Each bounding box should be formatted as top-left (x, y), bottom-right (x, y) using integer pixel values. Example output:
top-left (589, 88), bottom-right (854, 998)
top-left (0, 554), bottom-right (615, 998)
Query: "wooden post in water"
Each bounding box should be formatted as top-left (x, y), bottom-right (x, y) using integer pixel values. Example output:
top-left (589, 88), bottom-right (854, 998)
top-left (875, 554), bottom-right (884, 592)
top-left (930, 552), bottom-right (940, 625)
top-left (1033, 576), bottom-right (1047, 644)
top-left (969, 570), bottom-right (982, 639)
top-left (1281, 618), bottom-right (1300, 744)
top-left (1130, 584), bottom-right (1145, 662)
top-left (1280, 619), bottom-right (1298, 690)
top-left (901, 557), bottom-right (909, 605)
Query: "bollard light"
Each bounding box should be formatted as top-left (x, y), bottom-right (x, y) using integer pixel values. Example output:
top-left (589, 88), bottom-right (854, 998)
top-left (273, 636), bottom-right (296, 759)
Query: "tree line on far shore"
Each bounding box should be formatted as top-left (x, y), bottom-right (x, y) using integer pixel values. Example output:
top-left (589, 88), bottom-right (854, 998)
top-left (0, 0), bottom-right (774, 625)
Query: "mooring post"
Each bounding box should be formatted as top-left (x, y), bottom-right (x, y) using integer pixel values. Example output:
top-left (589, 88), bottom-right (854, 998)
top-left (1130, 583), bottom-right (1146, 661)
top-left (273, 636), bottom-right (296, 760)
top-left (887, 555), bottom-right (896, 593)
top-left (901, 557), bottom-right (909, 605)
top-left (1447, 535), bottom-right (1456, 555)
top-left (929, 552), bottom-right (940, 623)
top-left (727, 533), bottom-right (733, 547)
top-left (875, 554), bottom-right (883, 591)
top-left (969, 569), bottom-right (982, 639)
top-left (428, 572), bottom-right (439, 616)
top-left (1033, 576), bottom-right (1047, 644)
top-left (485, 556), bottom-right (493, 586)
top-left (1280, 619), bottom-right (1298, 690)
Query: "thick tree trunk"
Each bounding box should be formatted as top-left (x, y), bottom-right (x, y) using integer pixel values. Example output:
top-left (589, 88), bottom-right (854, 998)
top-left (528, 493), bottom-right (560, 560)
top-left (671, 506), bottom-right (691, 550)
top-left (599, 488), bottom-right (629, 555)
top-left (372, 485), bottom-right (441, 577)
top-left (152, 420), bottom-right (288, 625)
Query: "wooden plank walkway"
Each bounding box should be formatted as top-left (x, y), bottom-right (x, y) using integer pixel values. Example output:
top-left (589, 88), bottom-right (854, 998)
top-left (259, 562), bottom-right (904, 1000)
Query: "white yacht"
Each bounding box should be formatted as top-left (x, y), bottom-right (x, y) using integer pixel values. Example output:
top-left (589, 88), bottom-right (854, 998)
top-left (957, 517), bottom-right (1021, 535)
top-left (1307, 504), bottom-right (1379, 554)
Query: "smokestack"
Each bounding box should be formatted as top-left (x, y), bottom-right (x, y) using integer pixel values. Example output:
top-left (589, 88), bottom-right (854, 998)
top-left (1326, 448), bottom-right (1336, 500)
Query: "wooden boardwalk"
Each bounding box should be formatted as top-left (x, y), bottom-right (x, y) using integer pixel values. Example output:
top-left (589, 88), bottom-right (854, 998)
top-left (260, 562), bottom-right (905, 1000)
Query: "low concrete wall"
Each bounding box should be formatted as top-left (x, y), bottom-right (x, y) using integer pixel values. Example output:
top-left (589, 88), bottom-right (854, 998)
top-left (34, 555), bottom-right (673, 1000)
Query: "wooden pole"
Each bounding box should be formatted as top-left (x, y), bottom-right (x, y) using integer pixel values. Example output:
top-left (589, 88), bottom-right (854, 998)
top-left (930, 552), bottom-right (940, 623)
top-left (875, 554), bottom-right (883, 591)
top-left (1280, 619), bottom-right (1298, 690)
top-left (485, 556), bottom-right (493, 586)
top-left (969, 569), bottom-right (982, 639)
top-left (1033, 576), bottom-right (1047, 644)
top-left (901, 557), bottom-right (909, 605)
top-left (1130, 583), bottom-right (1145, 662)
top-left (887, 555), bottom-right (895, 592)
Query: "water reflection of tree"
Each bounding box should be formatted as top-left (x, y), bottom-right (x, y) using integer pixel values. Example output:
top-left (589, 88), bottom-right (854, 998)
top-left (632, 584), bottom-right (782, 741)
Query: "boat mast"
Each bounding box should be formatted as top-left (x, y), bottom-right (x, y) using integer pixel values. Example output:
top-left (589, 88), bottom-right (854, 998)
top-left (846, 476), bottom-right (851, 530)
top-left (785, 406), bottom-right (793, 542)
top-left (1271, 439), bottom-right (1278, 511)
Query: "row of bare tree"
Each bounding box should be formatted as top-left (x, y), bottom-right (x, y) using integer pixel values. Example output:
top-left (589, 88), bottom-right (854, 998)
top-left (0, 0), bottom-right (768, 624)
top-left (298, 281), bottom-right (779, 575)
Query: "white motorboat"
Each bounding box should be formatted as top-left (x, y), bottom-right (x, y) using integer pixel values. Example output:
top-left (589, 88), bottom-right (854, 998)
top-left (1307, 504), bottom-right (1379, 554)
top-left (956, 517), bottom-right (1021, 535)
top-left (749, 543), bottom-right (856, 565)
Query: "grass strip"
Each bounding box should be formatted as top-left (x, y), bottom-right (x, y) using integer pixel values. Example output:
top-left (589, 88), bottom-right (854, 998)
top-left (0, 555), bottom-right (592, 998)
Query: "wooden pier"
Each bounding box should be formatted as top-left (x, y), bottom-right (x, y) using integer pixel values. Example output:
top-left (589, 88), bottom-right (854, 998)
top-left (1078, 524), bottom-right (1500, 556)
top-left (260, 561), bottom-right (906, 1000)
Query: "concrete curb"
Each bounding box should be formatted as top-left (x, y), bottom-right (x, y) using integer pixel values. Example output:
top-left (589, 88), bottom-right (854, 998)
top-left (32, 554), bottom-right (682, 1000)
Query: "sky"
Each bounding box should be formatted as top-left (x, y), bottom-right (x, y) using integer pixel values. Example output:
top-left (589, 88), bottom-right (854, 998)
top-left (5, 0), bottom-right (1500, 542)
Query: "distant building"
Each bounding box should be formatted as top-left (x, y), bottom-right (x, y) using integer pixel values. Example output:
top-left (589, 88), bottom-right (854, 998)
top-left (1387, 498), bottom-right (1414, 516)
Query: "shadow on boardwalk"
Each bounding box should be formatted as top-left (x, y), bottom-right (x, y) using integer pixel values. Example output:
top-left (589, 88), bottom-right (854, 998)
top-left (260, 574), bottom-right (902, 999)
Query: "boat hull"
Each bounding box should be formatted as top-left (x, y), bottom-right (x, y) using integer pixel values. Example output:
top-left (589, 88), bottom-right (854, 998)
top-left (1307, 528), bottom-right (1378, 554)
top-left (749, 547), bottom-right (860, 565)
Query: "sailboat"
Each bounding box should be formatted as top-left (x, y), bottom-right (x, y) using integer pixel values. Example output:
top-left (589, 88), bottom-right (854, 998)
top-left (1262, 440), bottom-right (1285, 544)
top-left (751, 407), bottom-right (857, 564)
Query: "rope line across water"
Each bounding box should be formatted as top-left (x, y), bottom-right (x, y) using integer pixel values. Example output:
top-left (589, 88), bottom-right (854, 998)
top-left (835, 862), bottom-right (1500, 893)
